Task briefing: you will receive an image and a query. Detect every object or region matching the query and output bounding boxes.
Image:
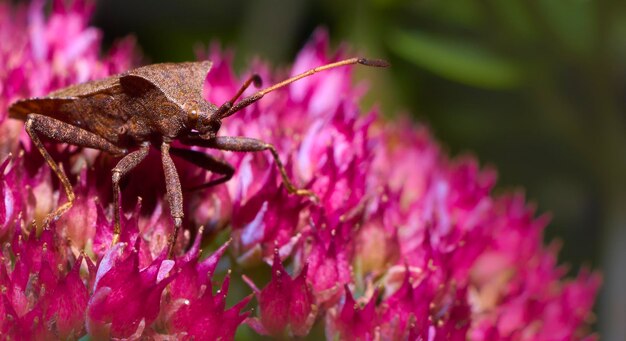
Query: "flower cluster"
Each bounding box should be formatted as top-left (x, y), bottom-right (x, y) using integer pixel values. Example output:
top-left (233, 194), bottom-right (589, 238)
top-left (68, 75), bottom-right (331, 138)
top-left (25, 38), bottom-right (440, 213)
top-left (0, 0), bottom-right (600, 339)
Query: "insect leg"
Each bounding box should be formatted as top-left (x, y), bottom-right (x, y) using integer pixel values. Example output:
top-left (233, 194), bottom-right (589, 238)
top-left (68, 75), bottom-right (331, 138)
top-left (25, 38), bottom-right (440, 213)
top-left (161, 142), bottom-right (184, 257)
top-left (111, 142), bottom-right (150, 245)
top-left (25, 114), bottom-right (126, 227)
top-left (181, 135), bottom-right (317, 199)
top-left (169, 147), bottom-right (234, 191)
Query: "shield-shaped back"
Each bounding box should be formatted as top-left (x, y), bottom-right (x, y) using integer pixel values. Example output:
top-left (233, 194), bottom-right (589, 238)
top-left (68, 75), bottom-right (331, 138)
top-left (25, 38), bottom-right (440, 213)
top-left (121, 61), bottom-right (213, 109)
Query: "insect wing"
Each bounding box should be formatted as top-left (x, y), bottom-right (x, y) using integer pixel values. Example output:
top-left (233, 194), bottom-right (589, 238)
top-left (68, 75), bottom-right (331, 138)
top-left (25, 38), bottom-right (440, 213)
top-left (8, 97), bottom-right (75, 121)
top-left (47, 75), bottom-right (120, 98)
top-left (122, 61), bottom-right (212, 107)
top-left (8, 75), bottom-right (122, 121)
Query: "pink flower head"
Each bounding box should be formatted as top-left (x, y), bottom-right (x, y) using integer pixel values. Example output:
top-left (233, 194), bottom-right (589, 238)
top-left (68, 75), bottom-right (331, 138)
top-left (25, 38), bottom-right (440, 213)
top-left (163, 231), bottom-right (251, 340)
top-left (325, 286), bottom-right (379, 340)
top-left (0, 0), bottom-right (600, 339)
top-left (468, 194), bottom-right (602, 339)
top-left (57, 167), bottom-right (98, 251)
top-left (0, 156), bottom-right (21, 239)
top-left (38, 255), bottom-right (90, 339)
top-left (167, 274), bottom-right (250, 340)
top-left (244, 248), bottom-right (316, 337)
top-left (86, 242), bottom-right (173, 338)
top-left (1, 224), bottom-right (88, 339)
top-left (302, 210), bottom-right (354, 302)
top-left (378, 268), bottom-right (434, 340)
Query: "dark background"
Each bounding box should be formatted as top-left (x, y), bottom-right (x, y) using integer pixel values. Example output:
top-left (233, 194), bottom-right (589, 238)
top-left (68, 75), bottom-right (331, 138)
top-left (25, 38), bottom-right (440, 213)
top-left (91, 0), bottom-right (625, 338)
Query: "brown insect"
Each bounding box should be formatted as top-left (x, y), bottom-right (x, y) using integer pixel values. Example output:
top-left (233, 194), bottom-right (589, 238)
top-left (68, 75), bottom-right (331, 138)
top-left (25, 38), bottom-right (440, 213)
top-left (8, 57), bottom-right (388, 256)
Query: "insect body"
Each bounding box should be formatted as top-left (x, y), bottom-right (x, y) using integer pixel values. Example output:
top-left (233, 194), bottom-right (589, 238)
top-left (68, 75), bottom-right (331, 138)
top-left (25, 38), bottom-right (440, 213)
top-left (9, 57), bottom-right (388, 256)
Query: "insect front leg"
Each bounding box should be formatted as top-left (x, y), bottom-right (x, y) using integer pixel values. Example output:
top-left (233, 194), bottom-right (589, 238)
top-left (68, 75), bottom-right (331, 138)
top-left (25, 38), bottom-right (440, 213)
top-left (25, 114), bottom-right (126, 227)
top-left (111, 142), bottom-right (150, 245)
top-left (161, 142), bottom-right (184, 257)
top-left (169, 146), bottom-right (234, 191)
top-left (181, 135), bottom-right (317, 200)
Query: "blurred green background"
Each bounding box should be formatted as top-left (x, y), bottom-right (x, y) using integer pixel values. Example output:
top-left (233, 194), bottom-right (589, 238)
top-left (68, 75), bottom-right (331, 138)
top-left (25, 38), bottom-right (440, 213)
top-left (92, 0), bottom-right (625, 338)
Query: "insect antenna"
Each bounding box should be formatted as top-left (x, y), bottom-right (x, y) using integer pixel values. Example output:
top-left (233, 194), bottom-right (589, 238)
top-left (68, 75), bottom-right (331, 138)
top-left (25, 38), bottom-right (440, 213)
top-left (219, 57), bottom-right (389, 119)
top-left (214, 74), bottom-right (263, 117)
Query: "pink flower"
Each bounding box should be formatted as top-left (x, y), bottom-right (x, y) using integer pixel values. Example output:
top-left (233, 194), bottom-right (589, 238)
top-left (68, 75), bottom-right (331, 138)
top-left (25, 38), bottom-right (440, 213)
top-left (325, 286), bottom-right (379, 340)
top-left (468, 194), bottom-right (602, 339)
top-left (0, 1), bottom-right (600, 339)
top-left (377, 269), bottom-right (434, 340)
top-left (244, 249), bottom-right (316, 337)
top-left (86, 243), bottom-right (172, 338)
top-left (166, 274), bottom-right (250, 340)
top-left (163, 231), bottom-right (251, 339)
top-left (1, 222), bottom-right (87, 339)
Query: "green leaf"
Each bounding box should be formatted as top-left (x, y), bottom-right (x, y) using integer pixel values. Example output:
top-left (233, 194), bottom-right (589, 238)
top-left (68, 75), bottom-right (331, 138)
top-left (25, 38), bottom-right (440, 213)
top-left (427, 0), bottom-right (485, 28)
top-left (535, 0), bottom-right (594, 55)
top-left (389, 30), bottom-right (524, 89)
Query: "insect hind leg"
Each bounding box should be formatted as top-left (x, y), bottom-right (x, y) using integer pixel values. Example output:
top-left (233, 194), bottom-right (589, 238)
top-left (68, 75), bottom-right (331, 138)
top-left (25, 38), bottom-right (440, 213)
top-left (169, 146), bottom-right (234, 191)
top-left (25, 113), bottom-right (127, 227)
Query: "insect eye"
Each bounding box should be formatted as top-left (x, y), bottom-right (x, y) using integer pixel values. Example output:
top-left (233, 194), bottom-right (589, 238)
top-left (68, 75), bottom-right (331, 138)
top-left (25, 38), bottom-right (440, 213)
top-left (188, 109), bottom-right (200, 125)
